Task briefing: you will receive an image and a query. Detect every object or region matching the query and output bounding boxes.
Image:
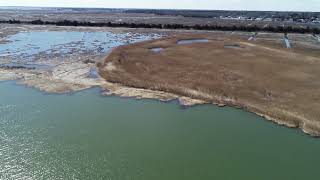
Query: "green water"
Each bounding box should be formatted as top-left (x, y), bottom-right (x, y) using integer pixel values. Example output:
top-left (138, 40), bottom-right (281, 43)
top-left (0, 81), bottom-right (319, 180)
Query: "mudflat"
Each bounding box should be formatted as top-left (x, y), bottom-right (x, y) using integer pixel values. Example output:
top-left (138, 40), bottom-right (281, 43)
top-left (99, 32), bottom-right (320, 136)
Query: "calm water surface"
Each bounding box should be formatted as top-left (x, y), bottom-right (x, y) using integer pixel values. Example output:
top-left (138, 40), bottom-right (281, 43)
top-left (177, 38), bottom-right (209, 45)
top-left (0, 31), bottom-right (159, 61)
top-left (0, 81), bottom-right (320, 180)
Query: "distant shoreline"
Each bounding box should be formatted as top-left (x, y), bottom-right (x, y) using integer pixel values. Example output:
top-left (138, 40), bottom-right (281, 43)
top-left (1, 19), bottom-right (319, 34)
top-left (0, 6), bottom-right (320, 13)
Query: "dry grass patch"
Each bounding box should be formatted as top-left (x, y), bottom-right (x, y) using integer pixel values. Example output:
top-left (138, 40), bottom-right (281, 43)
top-left (99, 32), bottom-right (320, 136)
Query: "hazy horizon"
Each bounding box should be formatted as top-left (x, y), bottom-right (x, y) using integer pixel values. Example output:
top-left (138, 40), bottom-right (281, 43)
top-left (1, 6), bottom-right (320, 13)
top-left (0, 0), bottom-right (319, 12)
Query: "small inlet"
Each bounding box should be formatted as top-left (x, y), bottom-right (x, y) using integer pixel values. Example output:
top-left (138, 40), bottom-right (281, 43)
top-left (283, 34), bottom-right (291, 49)
top-left (89, 67), bottom-right (99, 78)
top-left (224, 44), bottom-right (242, 49)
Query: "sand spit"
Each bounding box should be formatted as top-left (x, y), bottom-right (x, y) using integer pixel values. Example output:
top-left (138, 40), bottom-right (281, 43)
top-left (0, 61), bottom-right (206, 106)
top-left (0, 24), bottom-right (205, 106)
top-left (0, 48), bottom-right (206, 106)
top-left (99, 32), bottom-right (320, 137)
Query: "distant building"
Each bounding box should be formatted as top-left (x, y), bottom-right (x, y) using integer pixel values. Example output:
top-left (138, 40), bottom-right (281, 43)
top-left (263, 18), bottom-right (272, 22)
top-left (313, 19), bottom-right (320, 24)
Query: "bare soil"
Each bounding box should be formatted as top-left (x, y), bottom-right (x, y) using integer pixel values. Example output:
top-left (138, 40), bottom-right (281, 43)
top-left (99, 32), bottom-right (320, 136)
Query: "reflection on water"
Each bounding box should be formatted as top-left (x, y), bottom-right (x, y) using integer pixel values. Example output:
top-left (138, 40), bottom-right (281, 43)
top-left (177, 38), bottom-right (209, 45)
top-left (0, 31), bottom-right (161, 61)
top-left (0, 81), bottom-right (320, 180)
top-left (150, 47), bottom-right (163, 53)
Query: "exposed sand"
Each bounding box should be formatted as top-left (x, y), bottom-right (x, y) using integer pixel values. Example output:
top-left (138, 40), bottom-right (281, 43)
top-left (99, 32), bottom-right (320, 136)
top-left (0, 59), bottom-right (206, 106)
top-left (0, 24), bottom-right (207, 106)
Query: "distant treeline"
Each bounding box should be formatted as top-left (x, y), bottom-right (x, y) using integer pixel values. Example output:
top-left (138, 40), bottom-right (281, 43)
top-left (1, 19), bottom-right (319, 34)
top-left (125, 9), bottom-right (320, 19)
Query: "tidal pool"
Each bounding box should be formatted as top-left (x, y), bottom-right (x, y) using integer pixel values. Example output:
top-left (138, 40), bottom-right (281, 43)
top-left (224, 44), bottom-right (243, 49)
top-left (150, 47), bottom-right (163, 53)
top-left (0, 81), bottom-right (319, 180)
top-left (177, 38), bottom-right (209, 45)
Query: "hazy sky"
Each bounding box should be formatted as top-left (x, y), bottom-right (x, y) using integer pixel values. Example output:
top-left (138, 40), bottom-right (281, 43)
top-left (0, 0), bottom-right (319, 12)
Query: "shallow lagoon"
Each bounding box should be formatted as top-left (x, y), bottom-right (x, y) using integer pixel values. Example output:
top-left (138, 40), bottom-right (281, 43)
top-left (1, 81), bottom-right (320, 180)
top-left (0, 31), bottom-right (159, 61)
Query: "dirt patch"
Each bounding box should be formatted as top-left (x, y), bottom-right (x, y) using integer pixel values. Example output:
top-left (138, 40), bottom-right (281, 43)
top-left (99, 32), bottom-right (320, 136)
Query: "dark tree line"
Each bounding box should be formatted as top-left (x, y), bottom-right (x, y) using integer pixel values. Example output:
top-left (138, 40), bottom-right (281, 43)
top-left (125, 9), bottom-right (320, 19)
top-left (1, 19), bottom-right (21, 24)
top-left (0, 19), bottom-right (319, 34)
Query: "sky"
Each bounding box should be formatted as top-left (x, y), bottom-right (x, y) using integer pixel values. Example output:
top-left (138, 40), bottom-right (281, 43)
top-left (0, 0), bottom-right (319, 12)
